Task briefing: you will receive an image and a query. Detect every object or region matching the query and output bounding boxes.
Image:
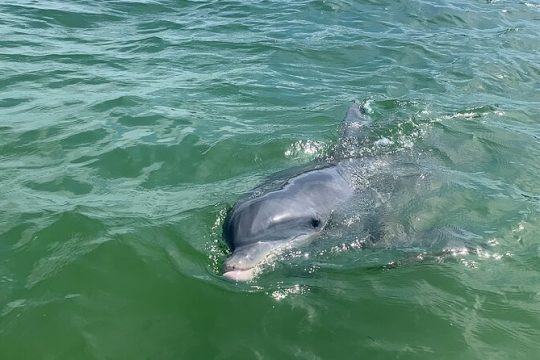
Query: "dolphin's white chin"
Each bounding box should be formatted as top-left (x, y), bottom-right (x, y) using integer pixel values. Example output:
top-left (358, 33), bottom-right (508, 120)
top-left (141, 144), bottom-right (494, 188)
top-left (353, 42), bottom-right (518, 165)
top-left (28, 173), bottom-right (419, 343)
top-left (223, 267), bottom-right (258, 282)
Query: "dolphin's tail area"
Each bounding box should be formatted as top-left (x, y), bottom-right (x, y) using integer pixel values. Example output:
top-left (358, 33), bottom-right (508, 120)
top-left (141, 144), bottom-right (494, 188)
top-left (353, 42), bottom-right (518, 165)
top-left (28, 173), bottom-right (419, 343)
top-left (335, 101), bottom-right (371, 159)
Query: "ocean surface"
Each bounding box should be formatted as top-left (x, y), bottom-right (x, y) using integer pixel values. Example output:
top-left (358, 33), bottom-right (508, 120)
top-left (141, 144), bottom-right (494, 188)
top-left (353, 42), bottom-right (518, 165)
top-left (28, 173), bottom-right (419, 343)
top-left (1, 0), bottom-right (540, 358)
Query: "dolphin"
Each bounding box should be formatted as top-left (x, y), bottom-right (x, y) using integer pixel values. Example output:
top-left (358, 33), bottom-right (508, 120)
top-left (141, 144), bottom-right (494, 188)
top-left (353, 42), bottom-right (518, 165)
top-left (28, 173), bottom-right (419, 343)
top-left (222, 103), bottom-right (376, 281)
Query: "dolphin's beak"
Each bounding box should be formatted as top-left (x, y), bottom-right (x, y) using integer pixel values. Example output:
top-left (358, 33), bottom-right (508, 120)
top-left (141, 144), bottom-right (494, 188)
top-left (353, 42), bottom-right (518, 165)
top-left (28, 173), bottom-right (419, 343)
top-left (222, 241), bottom-right (285, 282)
top-left (223, 267), bottom-right (258, 282)
top-left (222, 233), bottom-right (318, 282)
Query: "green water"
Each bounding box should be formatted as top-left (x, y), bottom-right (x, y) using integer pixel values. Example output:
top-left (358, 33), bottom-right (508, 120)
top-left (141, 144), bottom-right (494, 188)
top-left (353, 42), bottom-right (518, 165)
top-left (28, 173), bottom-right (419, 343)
top-left (1, 0), bottom-right (540, 358)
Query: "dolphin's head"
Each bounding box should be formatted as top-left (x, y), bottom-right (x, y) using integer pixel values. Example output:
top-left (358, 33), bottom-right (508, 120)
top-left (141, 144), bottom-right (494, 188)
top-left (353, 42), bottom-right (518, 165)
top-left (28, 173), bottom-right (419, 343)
top-left (222, 193), bottom-right (327, 281)
top-left (222, 166), bottom-right (353, 281)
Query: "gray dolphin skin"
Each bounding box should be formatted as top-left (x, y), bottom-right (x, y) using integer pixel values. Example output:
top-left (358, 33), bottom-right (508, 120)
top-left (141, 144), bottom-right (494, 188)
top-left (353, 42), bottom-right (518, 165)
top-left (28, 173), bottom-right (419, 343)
top-left (222, 103), bottom-right (371, 281)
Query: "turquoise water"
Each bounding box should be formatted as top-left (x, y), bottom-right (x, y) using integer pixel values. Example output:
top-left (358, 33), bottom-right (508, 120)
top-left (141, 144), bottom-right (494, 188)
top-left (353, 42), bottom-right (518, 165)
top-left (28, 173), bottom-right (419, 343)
top-left (1, 0), bottom-right (540, 358)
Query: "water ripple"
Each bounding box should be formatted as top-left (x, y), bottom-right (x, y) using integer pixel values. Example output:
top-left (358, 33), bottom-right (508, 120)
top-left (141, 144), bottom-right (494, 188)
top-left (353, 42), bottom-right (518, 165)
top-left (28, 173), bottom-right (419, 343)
top-left (1, 0), bottom-right (540, 358)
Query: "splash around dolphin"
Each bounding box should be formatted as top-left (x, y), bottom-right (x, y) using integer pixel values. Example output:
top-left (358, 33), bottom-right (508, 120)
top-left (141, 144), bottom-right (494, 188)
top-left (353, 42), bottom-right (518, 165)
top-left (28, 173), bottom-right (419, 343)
top-left (222, 103), bottom-right (372, 281)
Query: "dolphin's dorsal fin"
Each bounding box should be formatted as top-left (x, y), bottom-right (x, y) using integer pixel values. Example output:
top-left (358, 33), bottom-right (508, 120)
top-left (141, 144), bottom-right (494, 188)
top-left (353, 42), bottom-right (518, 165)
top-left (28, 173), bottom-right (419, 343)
top-left (335, 101), bottom-right (371, 159)
top-left (341, 101), bottom-right (370, 138)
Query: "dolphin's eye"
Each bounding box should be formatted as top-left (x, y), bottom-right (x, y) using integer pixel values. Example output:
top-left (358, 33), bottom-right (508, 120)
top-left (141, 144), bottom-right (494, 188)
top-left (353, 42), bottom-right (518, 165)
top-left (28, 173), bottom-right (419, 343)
top-left (311, 218), bottom-right (321, 228)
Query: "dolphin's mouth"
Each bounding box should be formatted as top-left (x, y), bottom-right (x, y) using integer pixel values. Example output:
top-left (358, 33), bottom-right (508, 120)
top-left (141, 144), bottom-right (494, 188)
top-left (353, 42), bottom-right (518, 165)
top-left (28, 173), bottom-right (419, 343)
top-left (222, 241), bottom-right (289, 282)
top-left (223, 233), bottom-right (318, 282)
top-left (223, 267), bottom-right (259, 282)
top-left (222, 255), bottom-right (258, 281)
